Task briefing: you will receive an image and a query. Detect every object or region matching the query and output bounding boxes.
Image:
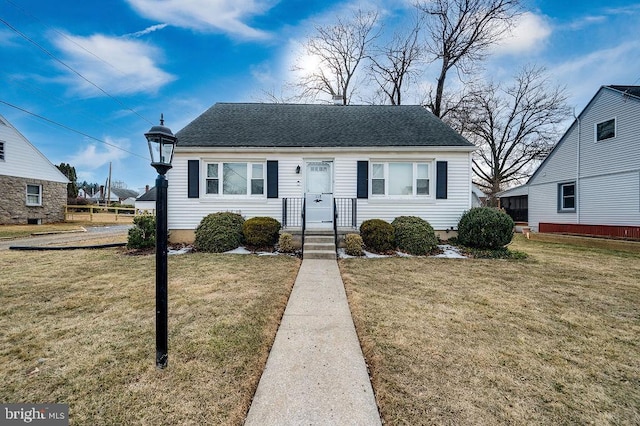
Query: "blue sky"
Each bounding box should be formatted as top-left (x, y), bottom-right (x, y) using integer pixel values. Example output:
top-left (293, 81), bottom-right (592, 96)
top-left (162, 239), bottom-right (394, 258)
top-left (1, 0), bottom-right (639, 193)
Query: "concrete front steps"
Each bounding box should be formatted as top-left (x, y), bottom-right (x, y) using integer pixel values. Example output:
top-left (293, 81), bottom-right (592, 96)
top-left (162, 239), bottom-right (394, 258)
top-left (303, 231), bottom-right (336, 259)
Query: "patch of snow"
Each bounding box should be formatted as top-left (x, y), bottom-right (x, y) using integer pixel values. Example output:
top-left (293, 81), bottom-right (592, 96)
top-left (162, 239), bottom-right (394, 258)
top-left (225, 246), bottom-right (252, 254)
top-left (338, 245), bottom-right (468, 259)
top-left (433, 244), bottom-right (467, 259)
top-left (168, 246), bottom-right (192, 255)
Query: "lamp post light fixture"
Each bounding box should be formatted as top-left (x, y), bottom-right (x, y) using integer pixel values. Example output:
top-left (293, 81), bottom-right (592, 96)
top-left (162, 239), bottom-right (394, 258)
top-left (145, 114), bottom-right (177, 369)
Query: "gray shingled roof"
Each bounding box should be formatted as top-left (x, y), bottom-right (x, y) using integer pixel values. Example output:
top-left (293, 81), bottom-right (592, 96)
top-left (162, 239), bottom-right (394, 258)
top-left (607, 85), bottom-right (640, 99)
top-left (136, 186), bottom-right (156, 201)
top-left (175, 103), bottom-right (475, 148)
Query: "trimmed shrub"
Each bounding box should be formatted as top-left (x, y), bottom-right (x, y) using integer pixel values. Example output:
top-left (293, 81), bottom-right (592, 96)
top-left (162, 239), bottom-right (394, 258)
top-left (277, 232), bottom-right (296, 253)
top-left (243, 217), bottom-right (281, 248)
top-left (392, 216), bottom-right (438, 255)
top-left (127, 214), bottom-right (156, 249)
top-left (359, 219), bottom-right (395, 253)
top-left (194, 212), bottom-right (245, 253)
top-left (457, 207), bottom-right (514, 249)
top-left (344, 234), bottom-right (364, 256)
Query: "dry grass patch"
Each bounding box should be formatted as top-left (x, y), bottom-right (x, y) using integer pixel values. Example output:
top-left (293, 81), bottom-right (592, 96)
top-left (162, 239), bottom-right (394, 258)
top-left (341, 235), bottom-right (640, 425)
top-left (0, 223), bottom-right (91, 239)
top-left (0, 249), bottom-right (299, 425)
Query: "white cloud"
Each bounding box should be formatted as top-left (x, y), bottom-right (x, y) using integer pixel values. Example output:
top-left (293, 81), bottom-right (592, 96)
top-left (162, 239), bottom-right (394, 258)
top-left (68, 137), bottom-right (130, 171)
top-left (0, 28), bottom-right (20, 47)
top-left (125, 0), bottom-right (276, 39)
top-left (124, 23), bottom-right (169, 38)
top-left (566, 15), bottom-right (607, 30)
top-left (492, 12), bottom-right (552, 56)
top-left (52, 33), bottom-right (176, 96)
top-left (550, 40), bottom-right (640, 110)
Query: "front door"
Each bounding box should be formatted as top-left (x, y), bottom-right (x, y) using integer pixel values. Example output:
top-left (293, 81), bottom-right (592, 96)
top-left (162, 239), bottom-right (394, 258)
top-left (305, 161), bottom-right (333, 229)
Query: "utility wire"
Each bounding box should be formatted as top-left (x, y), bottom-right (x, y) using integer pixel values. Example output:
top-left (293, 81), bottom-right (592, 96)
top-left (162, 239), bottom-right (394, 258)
top-left (3, 0), bottom-right (131, 80)
top-left (0, 99), bottom-right (148, 160)
top-left (0, 16), bottom-right (154, 126)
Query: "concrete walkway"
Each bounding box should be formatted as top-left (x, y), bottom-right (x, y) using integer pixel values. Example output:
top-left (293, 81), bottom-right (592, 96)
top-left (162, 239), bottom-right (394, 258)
top-left (245, 258), bottom-right (382, 426)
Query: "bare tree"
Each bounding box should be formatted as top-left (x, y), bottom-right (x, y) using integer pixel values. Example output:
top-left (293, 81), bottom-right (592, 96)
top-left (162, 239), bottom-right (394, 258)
top-left (416, 0), bottom-right (521, 118)
top-left (294, 9), bottom-right (380, 105)
top-left (457, 65), bottom-right (570, 199)
top-left (368, 16), bottom-right (423, 105)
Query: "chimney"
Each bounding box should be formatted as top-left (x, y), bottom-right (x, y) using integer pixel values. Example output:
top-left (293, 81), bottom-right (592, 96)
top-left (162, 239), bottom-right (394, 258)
top-left (99, 185), bottom-right (104, 199)
top-left (332, 94), bottom-right (343, 105)
top-left (145, 185), bottom-right (150, 193)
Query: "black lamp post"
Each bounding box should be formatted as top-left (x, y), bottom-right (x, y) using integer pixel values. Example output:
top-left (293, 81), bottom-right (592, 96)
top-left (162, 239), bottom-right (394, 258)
top-left (145, 114), bottom-right (177, 369)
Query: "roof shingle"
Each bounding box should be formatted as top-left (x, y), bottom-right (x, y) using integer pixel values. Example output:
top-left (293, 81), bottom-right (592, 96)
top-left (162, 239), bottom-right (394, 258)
top-left (175, 103), bottom-right (474, 148)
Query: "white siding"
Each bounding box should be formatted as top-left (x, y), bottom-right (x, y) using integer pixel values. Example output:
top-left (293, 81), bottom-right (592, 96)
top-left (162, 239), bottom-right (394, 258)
top-left (0, 115), bottom-right (68, 183)
top-left (528, 87), bottom-right (640, 229)
top-left (168, 149), bottom-right (473, 231)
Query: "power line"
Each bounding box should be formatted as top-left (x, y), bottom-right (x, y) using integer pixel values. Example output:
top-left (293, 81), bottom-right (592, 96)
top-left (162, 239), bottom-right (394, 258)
top-left (0, 16), bottom-right (154, 126)
top-left (0, 99), bottom-right (148, 160)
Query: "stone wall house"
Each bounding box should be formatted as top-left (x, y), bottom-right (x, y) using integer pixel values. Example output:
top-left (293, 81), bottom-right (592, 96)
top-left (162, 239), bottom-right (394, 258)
top-left (0, 114), bottom-right (69, 224)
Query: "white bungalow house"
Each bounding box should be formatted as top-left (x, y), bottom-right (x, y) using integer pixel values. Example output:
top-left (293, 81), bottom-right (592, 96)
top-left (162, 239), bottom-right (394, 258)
top-left (167, 103), bottom-right (477, 243)
top-left (0, 114), bottom-right (68, 224)
top-left (499, 85), bottom-right (640, 239)
top-left (135, 186), bottom-right (156, 214)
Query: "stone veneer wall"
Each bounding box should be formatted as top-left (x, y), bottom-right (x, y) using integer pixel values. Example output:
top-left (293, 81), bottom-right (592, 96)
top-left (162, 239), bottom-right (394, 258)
top-left (0, 175), bottom-right (67, 224)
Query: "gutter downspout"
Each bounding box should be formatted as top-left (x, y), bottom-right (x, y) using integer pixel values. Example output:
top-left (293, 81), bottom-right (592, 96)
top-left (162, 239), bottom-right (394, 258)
top-left (574, 109), bottom-right (581, 224)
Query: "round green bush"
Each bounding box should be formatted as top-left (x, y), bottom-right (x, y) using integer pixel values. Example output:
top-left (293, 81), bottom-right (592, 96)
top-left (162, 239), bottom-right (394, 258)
top-left (194, 212), bottom-right (245, 253)
top-left (344, 233), bottom-right (364, 256)
top-left (243, 217), bottom-right (281, 248)
top-left (392, 216), bottom-right (438, 255)
top-left (127, 214), bottom-right (156, 249)
top-left (359, 219), bottom-right (395, 253)
top-left (457, 207), bottom-right (514, 249)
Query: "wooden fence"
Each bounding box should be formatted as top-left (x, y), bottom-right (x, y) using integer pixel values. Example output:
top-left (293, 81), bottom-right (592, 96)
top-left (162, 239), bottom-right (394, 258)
top-left (64, 205), bottom-right (153, 223)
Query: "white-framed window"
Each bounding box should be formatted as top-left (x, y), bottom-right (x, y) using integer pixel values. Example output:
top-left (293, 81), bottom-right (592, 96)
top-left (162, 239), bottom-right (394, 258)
top-left (205, 162), bottom-right (265, 196)
top-left (0, 141), bottom-right (5, 161)
top-left (370, 161), bottom-right (432, 197)
top-left (558, 182), bottom-right (576, 212)
top-left (595, 118), bottom-right (616, 141)
top-left (26, 184), bottom-right (42, 206)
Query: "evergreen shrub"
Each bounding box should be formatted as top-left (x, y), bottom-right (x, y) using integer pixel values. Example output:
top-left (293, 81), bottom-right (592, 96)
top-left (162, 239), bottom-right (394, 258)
top-left (457, 207), bottom-right (514, 249)
top-left (194, 212), bottom-right (245, 253)
top-left (344, 234), bottom-right (364, 256)
top-left (392, 216), bottom-right (438, 255)
top-left (243, 217), bottom-right (281, 248)
top-left (127, 215), bottom-right (156, 249)
top-left (359, 219), bottom-right (395, 253)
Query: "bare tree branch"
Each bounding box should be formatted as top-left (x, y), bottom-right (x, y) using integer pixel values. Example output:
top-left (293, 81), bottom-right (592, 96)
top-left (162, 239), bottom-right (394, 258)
top-left (294, 9), bottom-right (380, 105)
top-left (368, 14), bottom-right (423, 105)
top-left (416, 0), bottom-right (521, 118)
top-left (459, 65), bottom-right (571, 199)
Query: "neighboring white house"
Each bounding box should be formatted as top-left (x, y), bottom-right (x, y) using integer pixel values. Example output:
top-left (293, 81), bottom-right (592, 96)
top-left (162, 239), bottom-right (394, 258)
top-left (135, 186), bottom-right (156, 214)
top-left (520, 85), bottom-right (640, 238)
top-left (89, 187), bottom-right (139, 204)
top-left (167, 103), bottom-right (476, 243)
top-left (0, 114), bottom-right (69, 224)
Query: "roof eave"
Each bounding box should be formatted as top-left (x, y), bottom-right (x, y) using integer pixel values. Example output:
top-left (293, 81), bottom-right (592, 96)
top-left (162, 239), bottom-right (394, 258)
top-left (175, 145), bottom-right (477, 154)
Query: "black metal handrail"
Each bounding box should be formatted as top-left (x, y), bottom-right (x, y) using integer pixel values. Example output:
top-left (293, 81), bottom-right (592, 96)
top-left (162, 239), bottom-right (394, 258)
top-left (282, 198), bottom-right (304, 228)
top-left (333, 199), bottom-right (338, 254)
top-left (334, 198), bottom-right (358, 228)
top-left (301, 198), bottom-right (306, 256)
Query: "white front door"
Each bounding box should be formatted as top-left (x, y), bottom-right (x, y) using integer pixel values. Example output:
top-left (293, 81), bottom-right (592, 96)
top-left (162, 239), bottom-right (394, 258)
top-left (305, 161), bottom-right (333, 229)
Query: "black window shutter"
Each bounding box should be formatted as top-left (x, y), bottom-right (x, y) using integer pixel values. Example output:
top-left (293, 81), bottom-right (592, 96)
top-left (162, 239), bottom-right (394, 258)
top-left (267, 160), bottom-right (278, 198)
top-left (436, 161), bottom-right (448, 199)
top-left (357, 161), bottom-right (368, 199)
top-left (187, 160), bottom-right (199, 198)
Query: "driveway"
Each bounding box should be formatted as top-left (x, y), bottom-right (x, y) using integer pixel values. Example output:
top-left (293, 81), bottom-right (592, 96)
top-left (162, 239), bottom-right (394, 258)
top-left (0, 225), bottom-right (132, 251)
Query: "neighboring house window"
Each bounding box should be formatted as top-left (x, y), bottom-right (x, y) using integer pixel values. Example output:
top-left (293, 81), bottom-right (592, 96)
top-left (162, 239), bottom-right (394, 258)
top-left (205, 162), bottom-right (265, 196)
top-left (595, 118), bottom-right (615, 141)
top-left (370, 162), bottom-right (432, 197)
top-left (0, 141), bottom-right (4, 161)
top-left (558, 182), bottom-right (576, 212)
top-left (26, 184), bottom-right (42, 206)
